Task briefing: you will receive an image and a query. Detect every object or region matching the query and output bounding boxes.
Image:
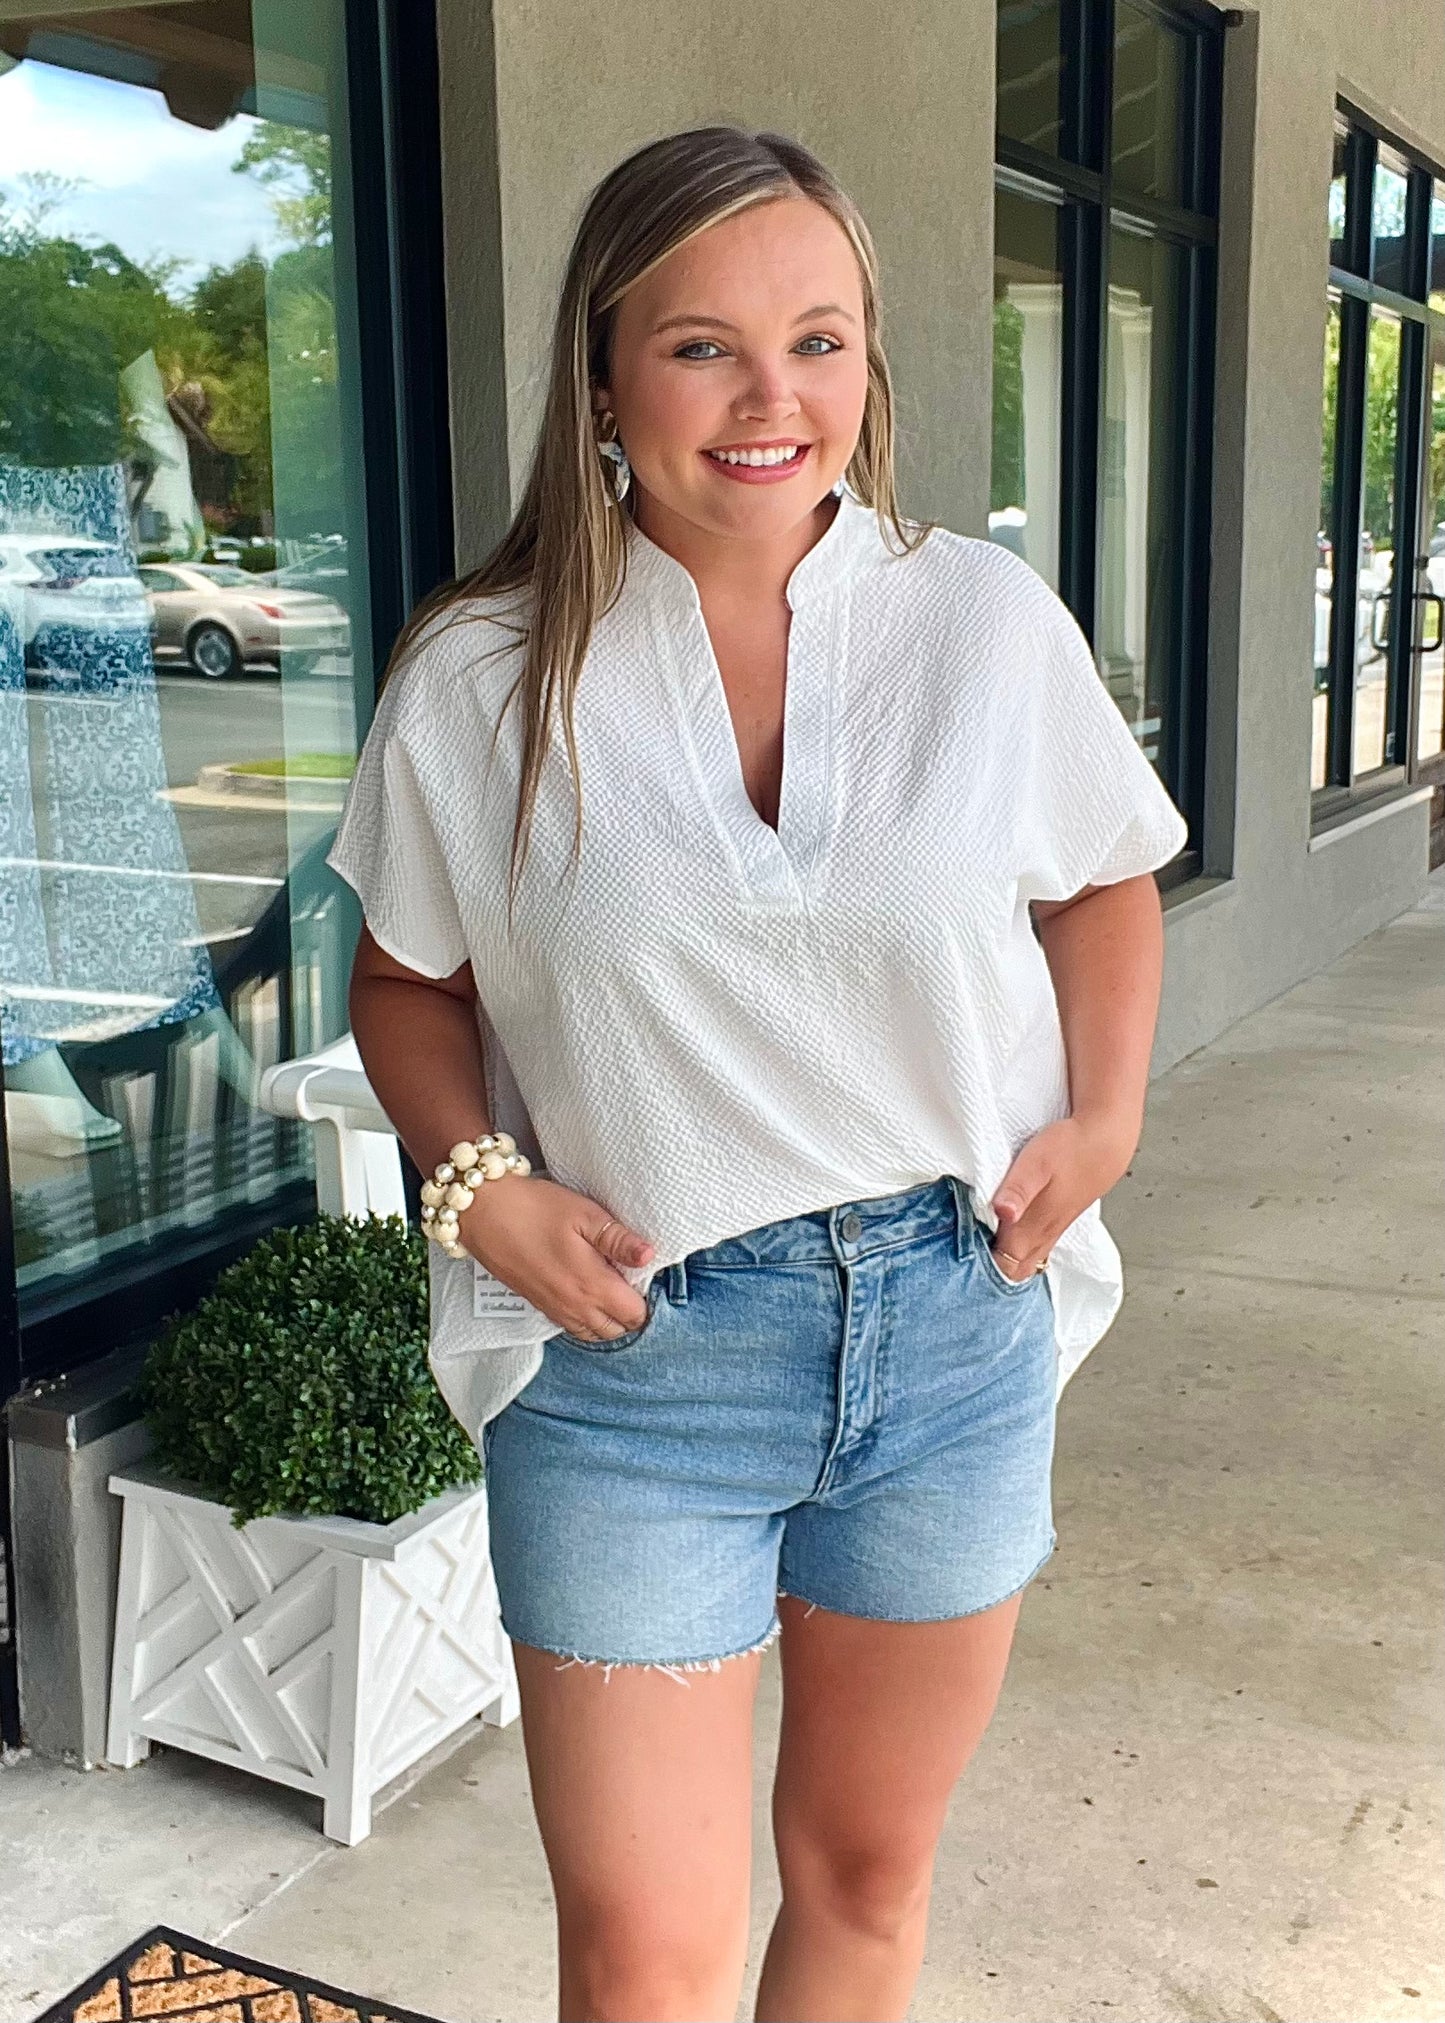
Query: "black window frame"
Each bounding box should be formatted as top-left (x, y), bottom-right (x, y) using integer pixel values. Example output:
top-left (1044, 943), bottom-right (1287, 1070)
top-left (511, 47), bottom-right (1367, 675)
top-left (1314, 103), bottom-right (1445, 827)
top-left (995, 0), bottom-right (1224, 892)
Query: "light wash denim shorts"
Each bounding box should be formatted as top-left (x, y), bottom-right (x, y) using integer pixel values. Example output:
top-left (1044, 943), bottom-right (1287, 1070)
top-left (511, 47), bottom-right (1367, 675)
top-left (480, 1174), bottom-right (1059, 1681)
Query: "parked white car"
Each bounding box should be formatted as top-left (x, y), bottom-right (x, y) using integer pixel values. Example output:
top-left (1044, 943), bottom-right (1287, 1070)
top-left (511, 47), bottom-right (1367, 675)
top-left (0, 534), bottom-right (151, 675)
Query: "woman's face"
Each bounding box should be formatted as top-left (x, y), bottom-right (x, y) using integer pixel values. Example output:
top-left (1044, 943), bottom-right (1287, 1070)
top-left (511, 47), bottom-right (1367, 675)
top-left (597, 195), bottom-right (870, 550)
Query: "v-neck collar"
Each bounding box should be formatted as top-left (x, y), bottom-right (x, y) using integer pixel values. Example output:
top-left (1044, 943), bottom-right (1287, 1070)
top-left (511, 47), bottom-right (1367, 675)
top-left (622, 486), bottom-right (875, 612)
top-left (623, 492), bottom-right (878, 906)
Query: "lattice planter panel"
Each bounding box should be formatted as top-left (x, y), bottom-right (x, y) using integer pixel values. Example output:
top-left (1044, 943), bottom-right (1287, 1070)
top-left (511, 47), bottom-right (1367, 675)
top-left (105, 1466), bottom-right (519, 1843)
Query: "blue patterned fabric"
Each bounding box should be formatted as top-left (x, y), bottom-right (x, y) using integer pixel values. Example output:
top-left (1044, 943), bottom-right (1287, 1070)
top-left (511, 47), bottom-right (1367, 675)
top-left (0, 461), bottom-right (221, 1067)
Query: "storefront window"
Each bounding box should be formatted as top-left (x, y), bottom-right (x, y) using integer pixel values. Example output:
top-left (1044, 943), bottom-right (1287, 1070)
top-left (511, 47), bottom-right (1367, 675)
top-left (0, 8), bottom-right (378, 1314)
top-left (991, 186), bottom-right (1064, 588)
top-left (992, 0), bottom-right (1219, 876)
top-left (1315, 113), bottom-right (1441, 806)
top-left (1099, 224), bottom-right (1187, 765)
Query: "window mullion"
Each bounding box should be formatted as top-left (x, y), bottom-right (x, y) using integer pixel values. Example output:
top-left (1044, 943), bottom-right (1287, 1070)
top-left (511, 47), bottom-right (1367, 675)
top-left (1391, 314), bottom-right (1429, 767)
top-left (1060, 199), bottom-right (1106, 642)
top-left (1065, 0), bottom-right (1110, 173)
top-left (1061, 0), bottom-right (1114, 645)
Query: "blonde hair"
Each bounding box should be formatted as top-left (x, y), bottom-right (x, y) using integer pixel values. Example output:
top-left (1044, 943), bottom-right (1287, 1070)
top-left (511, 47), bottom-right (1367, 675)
top-left (379, 125), bottom-right (929, 927)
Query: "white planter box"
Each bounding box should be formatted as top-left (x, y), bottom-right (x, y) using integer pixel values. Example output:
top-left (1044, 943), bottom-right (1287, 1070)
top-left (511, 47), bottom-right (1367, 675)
top-left (105, 1465), bottom-right (519, 1844)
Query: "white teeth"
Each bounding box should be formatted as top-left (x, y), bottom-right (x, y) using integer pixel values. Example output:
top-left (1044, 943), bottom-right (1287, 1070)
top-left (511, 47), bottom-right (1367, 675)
top-left (709, 445), bottom-right (803, 467)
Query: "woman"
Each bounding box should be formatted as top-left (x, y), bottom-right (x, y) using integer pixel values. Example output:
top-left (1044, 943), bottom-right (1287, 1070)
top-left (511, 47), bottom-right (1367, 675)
top-left (328, 126), bottom-right (1186, 2023)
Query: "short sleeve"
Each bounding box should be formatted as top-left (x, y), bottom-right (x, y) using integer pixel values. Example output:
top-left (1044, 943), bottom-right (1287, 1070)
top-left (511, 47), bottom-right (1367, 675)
top-left (1013, 574), bottom-right (1189, 902)
top-left (325, 665), bottom-right (469, 981)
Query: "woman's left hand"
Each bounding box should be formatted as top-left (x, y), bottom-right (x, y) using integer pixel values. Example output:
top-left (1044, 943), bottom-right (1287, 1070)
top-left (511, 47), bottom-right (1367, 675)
top-left (987, 1111), bottom-right (1138, 1281)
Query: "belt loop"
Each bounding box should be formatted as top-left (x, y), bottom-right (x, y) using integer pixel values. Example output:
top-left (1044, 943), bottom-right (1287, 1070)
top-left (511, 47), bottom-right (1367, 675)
top-left (666, 1257), bottom-right (689, 1305)
top-left (946, 1175), bottom-right (971, 1262)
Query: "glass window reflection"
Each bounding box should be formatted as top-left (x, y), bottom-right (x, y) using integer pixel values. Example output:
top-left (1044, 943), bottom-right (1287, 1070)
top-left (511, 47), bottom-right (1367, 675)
top-left (1099, 224), bottom-right (1187, 766)
top-left (991, 187), bottom-right (1064, 588)
top-left (0, 7), bottom-right (370, 1305)
top-left (1371, 151), bottom-right (1410, 294)
top-left (996, 0), bottom-right (1065, 158)
top-left (1112, 0), bottom-right (1187, 207)
top-left (1313, 296), bottom-right (1342, 791)
top-left (1328, 127), bottom-right (1349, 271)
top-left (1351, 309), bottom-right (1401, 778)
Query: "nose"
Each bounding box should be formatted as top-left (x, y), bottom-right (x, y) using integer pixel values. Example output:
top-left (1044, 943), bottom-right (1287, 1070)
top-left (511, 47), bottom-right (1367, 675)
top-left (734, 355), bottom-right (802, 424)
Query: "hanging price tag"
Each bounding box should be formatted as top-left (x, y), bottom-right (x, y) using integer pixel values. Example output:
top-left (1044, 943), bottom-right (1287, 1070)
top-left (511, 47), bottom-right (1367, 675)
top-left (472, 1259), bottom-right (534, 1319)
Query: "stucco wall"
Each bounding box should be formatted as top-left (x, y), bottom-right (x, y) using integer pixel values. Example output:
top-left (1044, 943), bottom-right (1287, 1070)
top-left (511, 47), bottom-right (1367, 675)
top-left (434, 0), bottom-right (1440, 1075)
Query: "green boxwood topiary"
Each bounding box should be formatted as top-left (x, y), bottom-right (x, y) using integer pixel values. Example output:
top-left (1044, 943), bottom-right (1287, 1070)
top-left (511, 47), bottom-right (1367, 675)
top-left (141, 1212), bottom-right (480, 1527)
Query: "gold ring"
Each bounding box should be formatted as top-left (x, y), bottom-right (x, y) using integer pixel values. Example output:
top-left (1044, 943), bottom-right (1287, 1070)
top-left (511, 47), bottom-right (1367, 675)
top-left (998, 1249), bottom-right (1050, 1274)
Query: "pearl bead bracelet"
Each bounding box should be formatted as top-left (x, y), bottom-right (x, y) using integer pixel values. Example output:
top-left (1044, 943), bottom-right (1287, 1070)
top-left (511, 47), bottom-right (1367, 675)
top-left (419, 1134), bottom-right (532, 1259)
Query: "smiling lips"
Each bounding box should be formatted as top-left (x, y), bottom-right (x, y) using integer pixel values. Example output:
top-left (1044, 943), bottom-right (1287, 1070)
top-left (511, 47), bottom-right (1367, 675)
top-left (703, 441), bottom-right (811, 483)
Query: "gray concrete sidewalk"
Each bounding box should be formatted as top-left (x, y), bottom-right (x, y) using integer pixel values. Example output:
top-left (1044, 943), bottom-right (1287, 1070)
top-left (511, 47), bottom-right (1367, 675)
top-left (4, 872), bottom-right (1442, 2023)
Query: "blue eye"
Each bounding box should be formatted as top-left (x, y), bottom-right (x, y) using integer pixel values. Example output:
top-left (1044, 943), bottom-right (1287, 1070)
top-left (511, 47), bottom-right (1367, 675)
top-left (796, 335), bottom-right (842, 355)
top-left (674, 340), bottom-right (726, 360)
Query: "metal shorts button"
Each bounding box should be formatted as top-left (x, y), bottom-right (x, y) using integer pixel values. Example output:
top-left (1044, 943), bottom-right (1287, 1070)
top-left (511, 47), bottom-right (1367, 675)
top-left (839, 1210), bottom-right (863, 1242)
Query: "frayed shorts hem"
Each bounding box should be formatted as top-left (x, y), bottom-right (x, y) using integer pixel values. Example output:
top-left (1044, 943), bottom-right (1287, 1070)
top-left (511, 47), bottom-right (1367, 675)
top-left (503, 1609), bottom-right (784, 1686)
top-left (501, 1530), bottom-right (1056, 1682)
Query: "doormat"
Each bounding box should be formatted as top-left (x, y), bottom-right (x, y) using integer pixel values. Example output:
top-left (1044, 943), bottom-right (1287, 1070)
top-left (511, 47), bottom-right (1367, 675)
top-left (31, 1926), bottom-right (450, 2023)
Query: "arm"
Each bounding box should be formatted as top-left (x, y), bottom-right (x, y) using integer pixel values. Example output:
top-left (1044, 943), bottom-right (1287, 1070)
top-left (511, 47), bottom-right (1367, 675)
top-left (1031, 875), bottom-right (1165, 1167)
top-left (986, 875), bottom-right (1166, 1278)
top-left (347, 925), bottom-right (494, 1179)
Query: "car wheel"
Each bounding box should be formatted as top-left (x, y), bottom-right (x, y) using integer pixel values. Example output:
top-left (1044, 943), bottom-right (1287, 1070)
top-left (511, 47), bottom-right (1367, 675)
top-left (188, 622), bottom-right (240, 680)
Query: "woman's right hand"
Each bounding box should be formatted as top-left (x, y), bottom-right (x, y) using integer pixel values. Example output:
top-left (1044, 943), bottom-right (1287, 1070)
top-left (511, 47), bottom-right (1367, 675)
top-left (456, 1173), bottom-right (655, 1341)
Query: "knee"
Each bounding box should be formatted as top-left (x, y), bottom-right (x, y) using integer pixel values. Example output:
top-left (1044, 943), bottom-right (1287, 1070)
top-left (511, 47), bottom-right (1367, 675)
top-left (560, 1901), bottom-right (742, 2020)
top-left (783, 1840), bottom-right (935, 1944)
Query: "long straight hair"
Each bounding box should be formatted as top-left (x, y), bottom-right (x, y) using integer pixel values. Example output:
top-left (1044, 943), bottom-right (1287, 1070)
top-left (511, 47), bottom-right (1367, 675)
top-left (379, 126), bottom-right (929, 927)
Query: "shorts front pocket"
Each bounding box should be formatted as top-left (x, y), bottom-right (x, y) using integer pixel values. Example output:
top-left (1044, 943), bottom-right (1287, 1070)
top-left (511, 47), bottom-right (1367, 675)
top-left (971, 1217), bottom-right (1044, 1298)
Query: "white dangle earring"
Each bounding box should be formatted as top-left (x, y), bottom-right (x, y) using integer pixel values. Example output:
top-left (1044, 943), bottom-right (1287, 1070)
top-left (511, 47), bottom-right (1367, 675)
top-left (595, 413), bottom-right (632, 504)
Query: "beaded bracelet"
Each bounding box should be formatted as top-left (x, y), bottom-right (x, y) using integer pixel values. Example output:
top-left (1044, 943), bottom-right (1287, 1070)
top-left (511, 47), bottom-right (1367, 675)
top-left (419, 1133), bottom-right (532, 1259)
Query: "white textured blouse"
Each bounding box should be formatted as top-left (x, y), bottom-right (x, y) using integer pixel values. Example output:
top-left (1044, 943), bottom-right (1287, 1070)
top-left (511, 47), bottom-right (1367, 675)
top-left (325, 493), bottom-right (1188, 1440)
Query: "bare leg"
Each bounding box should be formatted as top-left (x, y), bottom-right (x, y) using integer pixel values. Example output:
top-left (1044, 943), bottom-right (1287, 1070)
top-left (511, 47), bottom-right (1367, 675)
top-left (511, 1637), bottom-right (765, 2023)
top-left (753, 1588), bottom-right (1026, 2023)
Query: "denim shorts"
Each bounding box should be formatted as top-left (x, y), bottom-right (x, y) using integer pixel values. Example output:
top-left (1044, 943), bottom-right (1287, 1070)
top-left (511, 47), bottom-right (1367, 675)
top-left (480, 1174), bottom-right (1059, 1681)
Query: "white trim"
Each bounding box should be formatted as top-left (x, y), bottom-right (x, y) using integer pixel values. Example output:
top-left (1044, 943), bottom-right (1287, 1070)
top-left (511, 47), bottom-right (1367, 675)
top-left (1307, 784), bottom-right (1433, 852)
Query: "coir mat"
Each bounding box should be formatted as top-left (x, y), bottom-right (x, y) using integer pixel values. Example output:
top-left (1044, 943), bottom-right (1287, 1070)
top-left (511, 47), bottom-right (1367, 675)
top-left (30, 1926), bottom-right (450, 2023)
